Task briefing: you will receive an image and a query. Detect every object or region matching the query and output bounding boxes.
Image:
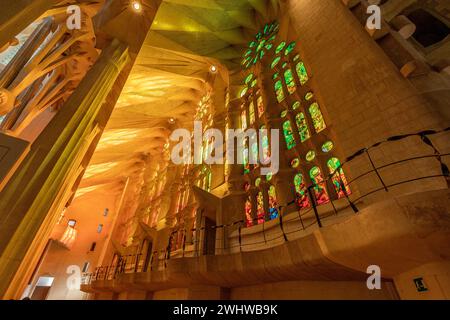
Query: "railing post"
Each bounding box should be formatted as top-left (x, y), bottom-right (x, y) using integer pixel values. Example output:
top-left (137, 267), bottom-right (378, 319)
top-left (278, 205), bottom-right (288, 242)
top-left (307, 186), bottom-right (322, 228)
top-left (182, 229), bottom-right (186, 258)
top-left (366, 148), bottom-right (388, 192)
top-left (420, 132), bottom-right (450, 188)
top-left (238, 223), bottom-right (242, 253)
top-left (339, 175), bottom-right (359, 213)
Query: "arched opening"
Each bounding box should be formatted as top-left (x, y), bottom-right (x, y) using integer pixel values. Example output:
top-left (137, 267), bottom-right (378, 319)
top-left (407, 9), bottom-right (450, 47)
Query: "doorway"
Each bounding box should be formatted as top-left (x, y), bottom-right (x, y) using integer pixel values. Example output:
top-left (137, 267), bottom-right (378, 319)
top-left (203, 217), bottom-right (216, 255)
top-left (30, 276), bottom-right (54, 300)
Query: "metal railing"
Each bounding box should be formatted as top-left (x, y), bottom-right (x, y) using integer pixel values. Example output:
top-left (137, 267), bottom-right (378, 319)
top-left (83, 127), bottom-right (450, 284)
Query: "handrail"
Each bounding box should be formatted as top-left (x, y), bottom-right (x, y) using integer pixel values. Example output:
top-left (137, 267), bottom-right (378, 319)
top-left (83, 127), bottom-right (450, 284)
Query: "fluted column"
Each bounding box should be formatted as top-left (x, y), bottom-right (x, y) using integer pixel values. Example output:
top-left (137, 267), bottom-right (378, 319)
top-left (0, 0), bottom-right (59, 49)
top-left (0, 39), bottom-right (130, 299)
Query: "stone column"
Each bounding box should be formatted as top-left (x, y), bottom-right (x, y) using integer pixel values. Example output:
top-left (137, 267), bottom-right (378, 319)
top-left (0, 39), bottom-right (130, 299)
top-left (0, 0), bottom-right (59, 49)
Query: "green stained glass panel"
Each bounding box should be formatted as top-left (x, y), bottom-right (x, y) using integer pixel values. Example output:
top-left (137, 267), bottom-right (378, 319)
top-left (292, 101), bottom-right (301, 110)
top-left (241, 110), bottom-right (247, 129)
top-left (306, 150), bottom-right (316, 162)
top-left (305, 92), bottom-right (314, 101)
top-left (240, 87), bottom-right (248, 98)
top-left (259, 50), bottom-right (265, 60)
top-left (271, 56), bottom-right (281, 69)
top-left (294, 173), bottom-right (310, 209)
top-left (249, 101), bottom-right (256, 125)
top-left (275, 42), bottom-right (286, 54)
top-left (262, 135), bottom-right (270, 162)
top-left (251, 141), bottom-right (258, 164)
top-left (284, 69), bottom-right (296, 94)
top-left (322, 141), bottom-right (334, 153)
top-left (327, 157), bottom-right (351, 198)
top-left (275, 80), bottom-right (285, 103)
top-left (257, 191), bottom-right (264, 223)
top-left (309, 167), bottom-right (330, 205)
top-left (309, 102), bottom-right (326, 133)
top-left (257, 39), bottom-right (266, 52)
top-left (295, 112), bottom-right (310, 142)
top-left (243, 146), bottom-right (250, 174)
top-left (245, 73), bottom-right (253, 84)
top-left (257, 96), bottom-right (264, 117)
top-left (283, 120), bottom-right (296, 150)
top-left (285, 42), bottom-right (296, 55)
top-left (291, 158), bottom-right (300, 168)
top-left (296, 61), bottom-right (309, 85)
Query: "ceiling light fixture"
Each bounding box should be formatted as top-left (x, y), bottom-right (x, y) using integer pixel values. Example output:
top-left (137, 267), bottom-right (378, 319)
top-left (168, 117), bottom-right (175, 124)
top-left (132, 1), bottom-right (142, 12)
top-left (209, 65), bottom-right (218, 73)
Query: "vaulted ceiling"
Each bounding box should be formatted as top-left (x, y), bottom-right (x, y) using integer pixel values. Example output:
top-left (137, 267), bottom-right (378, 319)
top-left (76, 0), bottom-right (280, 198)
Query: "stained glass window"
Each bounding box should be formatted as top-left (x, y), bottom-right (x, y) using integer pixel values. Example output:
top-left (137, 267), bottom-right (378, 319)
top-left (203, 133), bottom-right (210, 161)
top-left (292, 101), bottom-right (301, 110)
top-left (284, 69), bottom-right (296, 94)
top-left (309, 167), bottom-right (330, 205)
top-left (262, 134), bottom-right (270, 163)
top-left (240, 87), bottom-right (248, 98)
top-left (309, 102), bottom-right (326, 133)
top-left (306, 150), bottom-right (316, 162)
top-left (280, 110), bottom-right (288, 118)
top-left (296, 61), bottom-right (309, 85)
top-left (283, 120), bottom-right (296, 150)
top-left (275, 80), bottom-right (285, 103)
top-left (251, 141), bottom-right (258, 166)
top-left (295, 112), bottom-right (310, 142)
top-left (255, 177), bottom-right (261, 187)
top-left (285, 42), bottom-right (296, 55)
top-left (249, 101), bottom-right (256, 125)
top-left (327, 157), bottom-right (351, 198)
top-left (241, 110), bottom-right (247, 130)
top-left (275, 42), bottom-right (286, 54)
top-left (305, 92), bottom-right (314, 101)
top-left (242, 21), bottom-right (279, 69)
top-left (271, 56), bottom-right (281, 69)
top-left (245, 74), bottom-right (254, 85)
top-left (257, 191), bottom-right (265, 224)
top-left (294, 173), bottom-right (310, 209)
top-left (251, 79), bottom-right (258, 88)
top-left (257, 96), bottom-right (264, 117)
top-left (245, 198), bottom-right (253, 227)
top-left (268, 185), bottom-right (279, 220)
top-left (243, 141), bottom-right (250, 174)
top-left (322, 141), bottom-right (334, 153)
top-left (291, 158), bottom-right (300, 168)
